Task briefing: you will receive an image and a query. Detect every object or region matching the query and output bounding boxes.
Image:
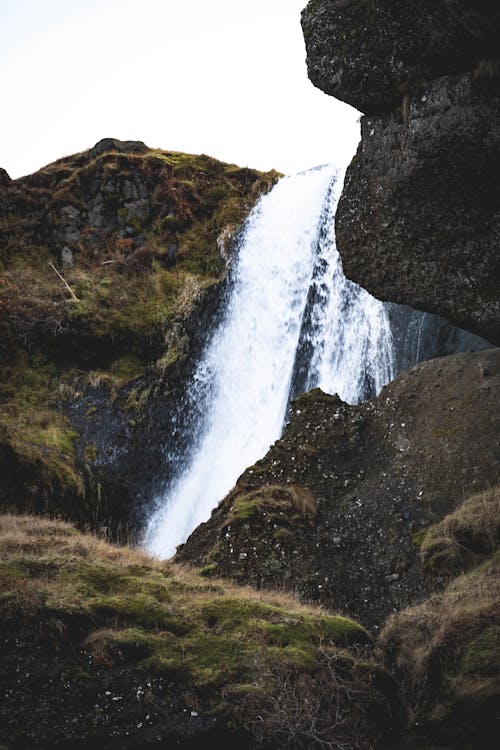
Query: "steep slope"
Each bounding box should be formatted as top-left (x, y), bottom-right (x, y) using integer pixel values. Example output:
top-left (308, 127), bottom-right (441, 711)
top-left (0, 515), bottom-right (395, 750)
top-left (177, 348), bottom-right (500, 627)
top-left (0, 139), bottom-right (278, 534)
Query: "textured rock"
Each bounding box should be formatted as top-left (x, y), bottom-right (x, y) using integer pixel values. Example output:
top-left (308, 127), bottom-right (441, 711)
top-left (302, 0), bottom-right (500, 114)
top-left (336, 72), bottom-right (500, 344)
top-left (302, 0), bottom-right (500, 344)
top-left (177, 348), bottom-right (500, 627)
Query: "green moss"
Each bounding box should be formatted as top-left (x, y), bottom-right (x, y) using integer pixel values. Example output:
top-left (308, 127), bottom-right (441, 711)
top-left (295, 388), bottom-right (340, 405)
top-left (460, 627), bottom-right (500, 676)
top-left (231, 498), bottom-right (260, 521)
top-left (412, 528), bottom-right (428, 547)
top-left (1, 515), bottom-right (380, 728)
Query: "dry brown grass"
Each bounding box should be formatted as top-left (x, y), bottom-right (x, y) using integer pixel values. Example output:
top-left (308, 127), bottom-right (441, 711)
top-left (380, 552), bottom-right (499, 720)
top-left (0, 513), bottom-right (352, 619)
top-left (420, 486), bottom-right (500, 574)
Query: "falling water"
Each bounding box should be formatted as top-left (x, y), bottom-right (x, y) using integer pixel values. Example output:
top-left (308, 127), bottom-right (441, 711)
top-left (144, 166), bottom-right (395, 558)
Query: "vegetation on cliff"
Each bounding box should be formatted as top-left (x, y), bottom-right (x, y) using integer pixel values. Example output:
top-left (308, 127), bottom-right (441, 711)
top-left (0, 139), bottom-right (279, 531)
top-left (381, 488), bottom-right (500, 750)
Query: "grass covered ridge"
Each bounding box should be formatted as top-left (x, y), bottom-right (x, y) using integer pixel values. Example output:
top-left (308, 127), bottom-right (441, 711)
top-left (0, 514), bottom-right (392, 747)
top-left (0, 514), bottom-right (369, 688)
top-left (418, 485), bottom-right (500, 574)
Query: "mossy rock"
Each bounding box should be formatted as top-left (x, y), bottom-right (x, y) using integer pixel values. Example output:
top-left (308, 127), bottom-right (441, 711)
top-left (0, 515), bottom-right (390, 748)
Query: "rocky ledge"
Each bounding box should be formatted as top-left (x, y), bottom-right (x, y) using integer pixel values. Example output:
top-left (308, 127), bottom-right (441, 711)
top-left (302, 0), bottom-right (500, 344)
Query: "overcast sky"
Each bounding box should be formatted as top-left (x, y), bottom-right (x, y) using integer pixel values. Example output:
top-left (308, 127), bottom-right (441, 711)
top-left (1, 0), bottom-right (360, 179)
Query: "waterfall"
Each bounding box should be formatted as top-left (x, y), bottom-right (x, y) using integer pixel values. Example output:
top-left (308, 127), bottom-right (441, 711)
top-left (144, 165), bottom-right (395, 558)
top-left (288, 175), bottom-right (394, 404)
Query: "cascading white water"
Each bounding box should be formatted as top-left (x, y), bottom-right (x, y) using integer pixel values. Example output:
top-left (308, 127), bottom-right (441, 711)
top-left (145, 165), bottom-right (395, 558)
top-left (292, 175), bottom-right (395, 403)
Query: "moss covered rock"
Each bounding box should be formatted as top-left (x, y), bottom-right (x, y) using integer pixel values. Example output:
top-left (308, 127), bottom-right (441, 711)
top-left (380, 553), bottom-right (500, 750)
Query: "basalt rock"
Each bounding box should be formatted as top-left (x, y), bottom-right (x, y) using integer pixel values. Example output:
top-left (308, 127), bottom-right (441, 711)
top-left (301, 0), bottom-right (500, 115)
top-left (177, 348), bottom-right (500, 627)
top-left (302, 0), bottom-right (500, 345)
top-left (337, 71), bottom-right (500, 344)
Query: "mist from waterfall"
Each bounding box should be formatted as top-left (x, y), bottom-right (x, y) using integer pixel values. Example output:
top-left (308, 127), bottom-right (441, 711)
top-left (144, 166), bottom-right (395, 558)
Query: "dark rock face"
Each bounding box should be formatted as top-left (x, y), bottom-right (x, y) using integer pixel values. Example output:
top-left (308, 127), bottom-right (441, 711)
top-left (302, 0), bottom-right (500, 345)
top-left (0, 167), bottom-right (11, 186)
top-left (302, 0), bottom-right (500, 114)
top-left (177, 348), bottom-right (500, 627)
top-left (337, 72), bottom-right (500, 344)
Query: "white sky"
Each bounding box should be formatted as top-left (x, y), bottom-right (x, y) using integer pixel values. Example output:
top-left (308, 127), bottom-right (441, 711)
top-left (0, 0), bottom-right (360, 179)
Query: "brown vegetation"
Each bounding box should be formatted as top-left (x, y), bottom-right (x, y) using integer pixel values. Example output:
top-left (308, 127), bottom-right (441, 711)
top-left (419, 486), bottom-right (500, 574)
top-left (0, 514), bottom-right (392, 748)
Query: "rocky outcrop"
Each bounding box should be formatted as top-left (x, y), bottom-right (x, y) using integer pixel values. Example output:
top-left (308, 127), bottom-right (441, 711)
top-left (177, 348), bottom-right (500, 627)
top-left (302, 0), bottom-right (500, 344)
top-left (0, 140), bottom-right (279, 534)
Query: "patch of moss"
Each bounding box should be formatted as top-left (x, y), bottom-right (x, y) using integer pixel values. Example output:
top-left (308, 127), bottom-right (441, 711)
top-left (460, 626), bottom-right (499, 676)
top-left (1, 515), bottom-right (372, 700)
top-left (295, 387), bottom-right (341, 405)
top-left (226, 484), bottom-right (316, 527)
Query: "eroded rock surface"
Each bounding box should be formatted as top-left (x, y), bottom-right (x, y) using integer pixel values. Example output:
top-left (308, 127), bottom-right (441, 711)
top-left (302, 0), bottom-right (500, 344)
top-left (177, 348), bottom-right (500, 627)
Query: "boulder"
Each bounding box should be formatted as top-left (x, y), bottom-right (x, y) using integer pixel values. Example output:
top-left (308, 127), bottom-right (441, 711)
top-left (302, 0), bottom-right (500, 344)
top-left (301, 0), bottom-right (500, 114)
top-left (336, 71), bottom-right (500, 344)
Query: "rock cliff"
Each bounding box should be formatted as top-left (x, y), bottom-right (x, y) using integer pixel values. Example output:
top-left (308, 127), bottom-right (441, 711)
top-left (0, 139), bottom-right (278, 534)
top-left (302, 0), bottom-right (500, 344)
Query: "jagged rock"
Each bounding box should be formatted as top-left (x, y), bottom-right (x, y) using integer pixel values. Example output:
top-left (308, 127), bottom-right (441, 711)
top-left (301, 0), bottom-right (500, 114)
top-left (177, 348), bottom-right (500, 627)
